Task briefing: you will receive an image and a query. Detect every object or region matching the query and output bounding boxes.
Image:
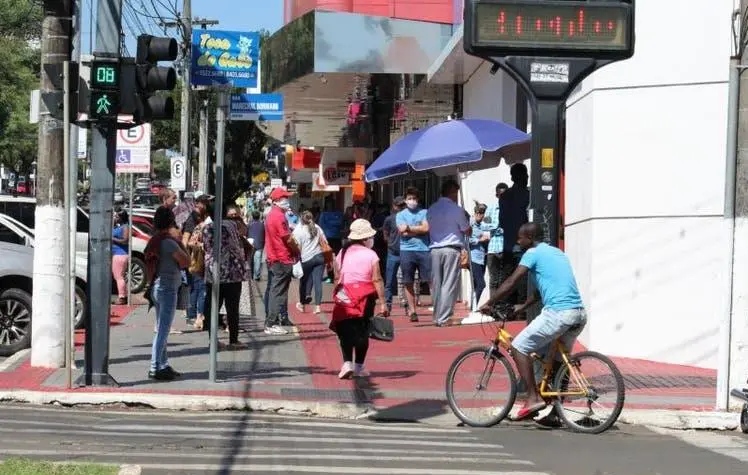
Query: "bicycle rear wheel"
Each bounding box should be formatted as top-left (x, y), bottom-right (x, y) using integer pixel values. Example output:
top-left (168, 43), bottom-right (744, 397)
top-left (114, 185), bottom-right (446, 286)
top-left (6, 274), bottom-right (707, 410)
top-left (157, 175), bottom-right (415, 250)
top-left (552, 351), bottom-right (625, 434)
top-left (446, 346), bottom-right (517, 427)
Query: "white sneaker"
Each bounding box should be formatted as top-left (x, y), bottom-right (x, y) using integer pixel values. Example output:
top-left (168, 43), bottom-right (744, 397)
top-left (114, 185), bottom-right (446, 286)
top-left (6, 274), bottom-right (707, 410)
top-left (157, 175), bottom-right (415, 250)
top-left (313, 305), bottom-right (322, 314)
top-left (295, 302), bottom-right (305, 313)
top-left (338, 361), bottom-right (354, 379)
top-left (354, 363), bottom-right (369, 378)
top-left (264, 325), bottom-right (288, 335)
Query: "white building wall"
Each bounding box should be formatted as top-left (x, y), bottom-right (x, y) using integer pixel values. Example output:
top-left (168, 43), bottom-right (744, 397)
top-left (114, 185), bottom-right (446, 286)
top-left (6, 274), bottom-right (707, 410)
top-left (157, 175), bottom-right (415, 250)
top-left (563, 0), bottom-right (734, 370)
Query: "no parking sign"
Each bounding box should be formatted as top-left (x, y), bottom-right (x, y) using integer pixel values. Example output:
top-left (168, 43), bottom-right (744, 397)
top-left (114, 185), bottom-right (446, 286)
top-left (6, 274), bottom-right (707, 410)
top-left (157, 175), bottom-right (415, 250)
top-left (115, 123), bottom-right (151, 174)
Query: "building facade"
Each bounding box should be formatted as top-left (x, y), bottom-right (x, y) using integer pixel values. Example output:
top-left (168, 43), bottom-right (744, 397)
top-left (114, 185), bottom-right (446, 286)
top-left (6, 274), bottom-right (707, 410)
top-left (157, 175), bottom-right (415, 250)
top-left (429, 0), bottom-right (740, 404)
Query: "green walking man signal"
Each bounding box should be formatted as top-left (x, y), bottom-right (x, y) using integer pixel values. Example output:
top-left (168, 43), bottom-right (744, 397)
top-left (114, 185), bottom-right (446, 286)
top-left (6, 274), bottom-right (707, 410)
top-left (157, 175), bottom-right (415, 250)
top-left (89, 57), bottom-right (121, 121)
top-left (96, 94), bottom-right (112, 114)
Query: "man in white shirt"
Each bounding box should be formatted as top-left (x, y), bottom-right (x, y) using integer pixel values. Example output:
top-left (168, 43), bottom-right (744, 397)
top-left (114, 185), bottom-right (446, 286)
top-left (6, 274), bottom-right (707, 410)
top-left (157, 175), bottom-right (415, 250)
top-left (427, 180), bottom-right (471, 327)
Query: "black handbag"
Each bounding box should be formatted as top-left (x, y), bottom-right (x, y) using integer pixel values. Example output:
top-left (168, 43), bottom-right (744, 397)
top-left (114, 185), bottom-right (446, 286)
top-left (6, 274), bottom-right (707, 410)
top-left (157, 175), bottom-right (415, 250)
top-left (369, 313), bottom-right (394, 342)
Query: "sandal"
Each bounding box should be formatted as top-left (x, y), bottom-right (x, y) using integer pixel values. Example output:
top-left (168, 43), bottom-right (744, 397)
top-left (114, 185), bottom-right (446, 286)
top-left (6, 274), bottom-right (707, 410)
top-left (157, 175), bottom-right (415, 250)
top-left (513, 401), bottom-right (548, 421)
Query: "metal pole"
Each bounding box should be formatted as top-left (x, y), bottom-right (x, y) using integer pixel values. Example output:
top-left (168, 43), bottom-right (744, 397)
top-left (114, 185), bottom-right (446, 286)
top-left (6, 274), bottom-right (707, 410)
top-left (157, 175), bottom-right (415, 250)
top-left (209, 89), bottom-right (228, 382)
top-left (180, 0), bottom-right (192, 189)
top-left (63, 60), bottom-right (72, 388)
top-left (127, 173), bottom-right (133, 305)
top-left (78, 0), bottom-right (121, 387)
top-left (717, 57), bottom-right (741, 411)
top-left (198, 97), bottom-right (208, 191)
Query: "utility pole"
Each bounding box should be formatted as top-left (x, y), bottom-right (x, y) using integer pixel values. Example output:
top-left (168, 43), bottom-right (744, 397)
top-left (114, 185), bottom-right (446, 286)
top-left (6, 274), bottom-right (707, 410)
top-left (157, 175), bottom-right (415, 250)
top-left (722, 2), bottom-right (748, 409)
top-left (194, 18), bottom-right (218, 192)
top-left (32, 0), bottom-right (73, 368)
top-left (180, 0), bottom-right (192, 190)
top-left (79, 0), bottom-right (122, 386)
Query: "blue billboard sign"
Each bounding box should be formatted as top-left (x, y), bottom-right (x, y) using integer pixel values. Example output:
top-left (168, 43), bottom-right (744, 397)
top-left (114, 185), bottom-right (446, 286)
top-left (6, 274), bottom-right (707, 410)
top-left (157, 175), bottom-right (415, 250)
top-left (191, 30), bottom-right (259, 88)
top-left (230, 93), bottom-right (284, 121)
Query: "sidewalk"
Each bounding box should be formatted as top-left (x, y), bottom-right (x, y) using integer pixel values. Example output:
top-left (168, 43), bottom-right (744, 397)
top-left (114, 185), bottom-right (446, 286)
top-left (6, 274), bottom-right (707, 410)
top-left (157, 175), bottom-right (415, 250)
top-left (0, 280), bottom-right (738, 431)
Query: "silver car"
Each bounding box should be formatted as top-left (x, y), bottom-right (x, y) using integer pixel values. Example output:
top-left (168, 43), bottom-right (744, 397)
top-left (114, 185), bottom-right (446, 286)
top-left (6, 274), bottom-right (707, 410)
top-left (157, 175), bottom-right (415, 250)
top-left (0, 214), bottom-right (88, 356)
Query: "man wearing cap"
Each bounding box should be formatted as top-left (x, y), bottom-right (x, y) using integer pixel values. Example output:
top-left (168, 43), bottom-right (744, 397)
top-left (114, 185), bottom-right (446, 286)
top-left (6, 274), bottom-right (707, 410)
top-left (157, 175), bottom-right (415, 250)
top-left (264, 187), bottom-right (300, 335)
top-left (381, 196), bottom-right (406, 314)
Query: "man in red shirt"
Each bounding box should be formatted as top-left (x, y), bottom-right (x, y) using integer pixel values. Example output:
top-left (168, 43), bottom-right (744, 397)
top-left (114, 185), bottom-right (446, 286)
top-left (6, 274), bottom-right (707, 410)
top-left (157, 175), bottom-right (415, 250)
top-left (264, 187), bottom-right (299, 335)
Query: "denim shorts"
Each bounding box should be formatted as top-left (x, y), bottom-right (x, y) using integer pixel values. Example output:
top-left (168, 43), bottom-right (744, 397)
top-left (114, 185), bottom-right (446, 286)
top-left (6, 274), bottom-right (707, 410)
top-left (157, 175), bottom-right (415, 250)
top-left (399, 250), bottom-right (431, 284)
top-left (512, 307), bottom-right (587, 356)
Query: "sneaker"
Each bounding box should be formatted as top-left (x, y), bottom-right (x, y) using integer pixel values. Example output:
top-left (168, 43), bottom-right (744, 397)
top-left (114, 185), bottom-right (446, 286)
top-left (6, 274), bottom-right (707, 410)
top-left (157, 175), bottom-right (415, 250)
top-left (428, 306), bottom-right (434, 312)
top-left (295, 302), bottom-right (305, 313)
top-left (264, 325), bottom-right (288, 335)
top-left (313, 305), bottom-right (322, 314)
top-left (409, 312), bottom-right (419, 323)
top-left (280, 318), bottom-right (294, 327)
top-left (338, 361), bottom-right (354, 379)
top-left (354, 363), bottom-right (369, 378)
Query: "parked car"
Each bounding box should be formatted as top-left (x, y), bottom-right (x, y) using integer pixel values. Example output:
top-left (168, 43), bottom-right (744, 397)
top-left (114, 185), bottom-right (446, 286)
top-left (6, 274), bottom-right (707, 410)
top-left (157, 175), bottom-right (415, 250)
top-left (135, 177), bottom-right (151, 190)
top-left (0, 213), bottom-right (89, 356)
top-left (0, 196), bottom-right (148, 293)
top-left (131, 193), bottom-right (161, 209)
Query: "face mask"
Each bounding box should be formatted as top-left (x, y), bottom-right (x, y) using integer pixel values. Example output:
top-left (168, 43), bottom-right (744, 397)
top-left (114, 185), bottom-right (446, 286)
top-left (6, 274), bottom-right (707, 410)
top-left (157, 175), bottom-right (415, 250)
top-left (276, 199), bottom-right (290, 210)
top-left (364, 238), bottom-right (374, 249)
top-left (405, 199), bottom-right (418, 210)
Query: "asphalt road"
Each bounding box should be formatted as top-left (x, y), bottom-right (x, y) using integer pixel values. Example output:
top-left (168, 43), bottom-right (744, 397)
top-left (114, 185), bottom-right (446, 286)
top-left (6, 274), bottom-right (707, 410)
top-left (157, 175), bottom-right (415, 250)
top-left (0, 404), bottom-right (746, 474)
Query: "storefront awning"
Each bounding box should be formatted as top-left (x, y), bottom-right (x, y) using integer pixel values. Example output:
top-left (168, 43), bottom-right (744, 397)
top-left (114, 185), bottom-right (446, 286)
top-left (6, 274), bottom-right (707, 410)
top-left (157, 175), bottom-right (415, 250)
top-left (427, 24), bottom-right (485, 85)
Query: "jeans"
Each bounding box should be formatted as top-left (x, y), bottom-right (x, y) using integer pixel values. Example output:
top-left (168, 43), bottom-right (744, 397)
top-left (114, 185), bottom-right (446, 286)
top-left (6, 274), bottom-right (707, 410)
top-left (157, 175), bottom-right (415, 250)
top-left (512, 307), bottom-right (587, 357)
top-left (471, 261), bottom-right (486, 306)
top-left (299, 253), bottom-right (325, 305)
top-left (187, 273), bottom-right (206, 319)
top-left (205, 281), bottom-right (242, 344)
top-left (252, 249), bottom-right (264, 280)
top-left (486, 253), bottom-right (502, 292)
top-left (384, 252), bottom-right (400, 307)
top-left (151, 276), bottom-right (179, 371)
top-left (264, 263), bottom-right (290, 326)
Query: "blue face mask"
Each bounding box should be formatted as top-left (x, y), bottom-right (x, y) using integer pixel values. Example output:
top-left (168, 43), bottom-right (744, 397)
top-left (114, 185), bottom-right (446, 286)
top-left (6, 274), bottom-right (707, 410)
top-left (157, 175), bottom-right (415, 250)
top-left (276, 199), bottom-right (290, 210)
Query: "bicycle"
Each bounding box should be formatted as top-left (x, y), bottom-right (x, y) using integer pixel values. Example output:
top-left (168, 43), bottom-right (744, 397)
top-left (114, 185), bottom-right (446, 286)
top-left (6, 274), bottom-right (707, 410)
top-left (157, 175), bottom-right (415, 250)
top-left (445, 304), bottom-right (626, 434)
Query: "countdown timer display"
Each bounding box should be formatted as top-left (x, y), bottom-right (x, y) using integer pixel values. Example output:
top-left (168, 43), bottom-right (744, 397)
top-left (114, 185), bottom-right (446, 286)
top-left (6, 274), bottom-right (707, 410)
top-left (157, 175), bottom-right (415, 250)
top-left (466, 0), bottom-right (634, 58)
top-left (90, 60), bottom-right (120, 89)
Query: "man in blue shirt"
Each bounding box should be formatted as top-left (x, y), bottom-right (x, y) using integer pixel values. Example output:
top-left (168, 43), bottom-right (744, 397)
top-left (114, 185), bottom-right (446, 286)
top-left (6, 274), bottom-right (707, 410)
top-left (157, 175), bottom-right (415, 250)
top-left (396, 187), bottom-right (431, 322)
top-left (480, 222), bottom-right (586, 422)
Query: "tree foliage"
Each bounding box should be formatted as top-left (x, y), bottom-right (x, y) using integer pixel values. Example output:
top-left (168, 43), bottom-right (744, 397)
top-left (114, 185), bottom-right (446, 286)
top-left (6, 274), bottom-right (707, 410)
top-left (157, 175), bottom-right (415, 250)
top-left (0, 0), bottom-right (41, 175)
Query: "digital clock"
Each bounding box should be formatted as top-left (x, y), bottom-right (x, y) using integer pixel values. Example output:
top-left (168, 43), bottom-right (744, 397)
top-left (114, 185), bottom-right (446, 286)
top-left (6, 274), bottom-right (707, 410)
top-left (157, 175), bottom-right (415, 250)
top-left (465, 0), bottom-right (634, 59)
top-left (90, 60), bottom-right (120, 89)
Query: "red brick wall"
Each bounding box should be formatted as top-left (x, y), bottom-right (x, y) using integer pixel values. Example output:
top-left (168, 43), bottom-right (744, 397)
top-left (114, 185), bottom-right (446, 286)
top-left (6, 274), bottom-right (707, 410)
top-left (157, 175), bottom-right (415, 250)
top-left (284, 0), bottom-right (454, 25)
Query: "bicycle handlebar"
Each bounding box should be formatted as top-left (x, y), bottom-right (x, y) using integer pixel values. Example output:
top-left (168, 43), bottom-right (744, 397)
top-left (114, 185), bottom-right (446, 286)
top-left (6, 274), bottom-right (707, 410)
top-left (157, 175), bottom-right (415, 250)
top-left (484, 302), bottom-right (515, 321)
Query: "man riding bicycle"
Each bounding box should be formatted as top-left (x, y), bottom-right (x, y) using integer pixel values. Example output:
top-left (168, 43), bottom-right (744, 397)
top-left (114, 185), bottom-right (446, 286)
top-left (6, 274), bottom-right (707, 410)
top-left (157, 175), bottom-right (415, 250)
top-left (480, 222), bottom-right (587, 422)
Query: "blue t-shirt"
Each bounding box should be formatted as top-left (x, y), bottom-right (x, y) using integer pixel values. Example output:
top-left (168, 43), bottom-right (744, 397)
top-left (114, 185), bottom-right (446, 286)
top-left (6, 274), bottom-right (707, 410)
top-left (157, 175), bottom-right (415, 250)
top-left (395, 208), bottom-right (430, 252)
top-left (319, 211), bottom-right (344, 239)
top-left (112, 225), bottom-right (128, 256)
top-left (519, 243), bottom-right (583, 311)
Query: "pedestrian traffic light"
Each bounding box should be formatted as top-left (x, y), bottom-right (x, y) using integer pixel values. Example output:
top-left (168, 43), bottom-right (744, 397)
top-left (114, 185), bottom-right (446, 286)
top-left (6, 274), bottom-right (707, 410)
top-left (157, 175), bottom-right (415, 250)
top-left (88, 58), bottom-right (120, 121)
top-left (134, 34), bottom-right (178, 122)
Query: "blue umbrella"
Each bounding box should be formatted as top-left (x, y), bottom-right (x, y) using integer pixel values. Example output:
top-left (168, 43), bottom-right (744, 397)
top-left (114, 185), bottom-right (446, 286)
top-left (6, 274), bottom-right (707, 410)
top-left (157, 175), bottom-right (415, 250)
top-left (365, 119), bottom-right (530, 182)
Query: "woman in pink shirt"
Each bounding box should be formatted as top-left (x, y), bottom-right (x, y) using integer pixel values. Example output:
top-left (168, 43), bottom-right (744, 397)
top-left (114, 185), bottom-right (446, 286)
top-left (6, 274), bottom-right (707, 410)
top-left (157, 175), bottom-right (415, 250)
top-left (330, 219), bottom-right (387, 379)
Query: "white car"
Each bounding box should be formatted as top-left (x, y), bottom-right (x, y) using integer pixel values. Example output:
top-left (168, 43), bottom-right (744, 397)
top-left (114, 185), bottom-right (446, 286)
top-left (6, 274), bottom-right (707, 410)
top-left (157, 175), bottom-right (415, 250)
top-left (0, 196), bottom-right (149, 293)
top-left (0, 213), bottom-right (89, 356)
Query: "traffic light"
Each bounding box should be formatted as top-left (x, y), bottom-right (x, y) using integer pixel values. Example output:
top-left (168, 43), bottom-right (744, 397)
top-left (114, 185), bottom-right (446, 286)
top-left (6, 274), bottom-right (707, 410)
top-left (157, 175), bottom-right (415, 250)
top-left (134, 34), bottom-right (178, 122)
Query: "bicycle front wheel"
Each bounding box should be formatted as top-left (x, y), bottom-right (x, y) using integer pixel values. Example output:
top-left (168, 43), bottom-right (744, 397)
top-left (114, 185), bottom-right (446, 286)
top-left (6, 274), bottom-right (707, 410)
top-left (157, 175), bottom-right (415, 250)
top-left (446, 346), bottom-right (517, 427)
top-left (553, 351), bottom-right (625, 434)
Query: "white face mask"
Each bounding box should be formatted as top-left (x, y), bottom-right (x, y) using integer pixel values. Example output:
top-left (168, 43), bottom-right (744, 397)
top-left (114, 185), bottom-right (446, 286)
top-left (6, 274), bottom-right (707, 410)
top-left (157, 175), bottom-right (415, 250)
top-left (275, 199), bottom-right (290, 210)
top-left (364, 237), bottom-right (374, 248)
top-left (405, 199), bottom-right (418, 210)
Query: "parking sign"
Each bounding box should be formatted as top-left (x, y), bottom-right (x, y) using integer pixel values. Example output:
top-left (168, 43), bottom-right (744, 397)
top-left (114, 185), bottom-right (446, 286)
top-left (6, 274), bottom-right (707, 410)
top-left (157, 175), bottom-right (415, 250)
top-left (116, 124), bottom-right (151, 174)
top-left (170, 156), bottom-right (187, 191)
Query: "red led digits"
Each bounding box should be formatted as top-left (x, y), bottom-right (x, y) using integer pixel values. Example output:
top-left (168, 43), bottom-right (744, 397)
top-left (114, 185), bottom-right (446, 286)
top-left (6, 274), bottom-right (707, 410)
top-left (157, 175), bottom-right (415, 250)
top-left (493, 6), bottom-right (619, 41)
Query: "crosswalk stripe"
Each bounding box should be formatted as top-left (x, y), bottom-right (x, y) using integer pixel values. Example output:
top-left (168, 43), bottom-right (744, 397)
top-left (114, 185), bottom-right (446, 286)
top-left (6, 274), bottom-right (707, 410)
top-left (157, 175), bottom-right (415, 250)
top-left (132, 464), bottom-right (547, 474)
top-left (0, 426), bottom-right (500, 448)
top-left (0, 418), bottom-right (478, 441)
top-left (0, 448), bottom-right (533, 465)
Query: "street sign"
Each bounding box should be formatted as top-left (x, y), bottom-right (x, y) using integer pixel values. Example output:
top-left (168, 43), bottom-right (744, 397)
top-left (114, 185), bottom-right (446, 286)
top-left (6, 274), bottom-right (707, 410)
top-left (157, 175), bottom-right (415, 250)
top-left (230, 93), bottom-right (284, 121)
top-left (170, 156), bottom-right (186, 190)
top-left (191, 30), bottom-right (260, 88)
top-left (115, 123), bottom-right (151, 174)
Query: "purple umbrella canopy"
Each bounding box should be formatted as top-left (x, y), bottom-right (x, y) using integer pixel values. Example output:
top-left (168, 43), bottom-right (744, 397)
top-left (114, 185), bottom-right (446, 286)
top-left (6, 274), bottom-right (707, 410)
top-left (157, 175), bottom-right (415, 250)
top-left (365, 119), bottom-right (530, 182)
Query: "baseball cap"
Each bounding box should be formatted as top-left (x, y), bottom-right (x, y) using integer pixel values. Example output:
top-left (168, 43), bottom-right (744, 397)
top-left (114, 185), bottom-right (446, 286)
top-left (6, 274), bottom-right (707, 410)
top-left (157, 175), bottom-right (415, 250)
top-left (269, 187), bottom-right (293, 201)
top-left (393, 195), bottom-right (405, 207)
top-left (193, 191), bottom-right (214, 200)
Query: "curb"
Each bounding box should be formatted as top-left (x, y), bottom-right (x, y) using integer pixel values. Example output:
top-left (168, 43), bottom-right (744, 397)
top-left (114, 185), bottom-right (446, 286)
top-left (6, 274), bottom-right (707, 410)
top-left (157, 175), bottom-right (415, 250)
top-left (0, 389), bottom-right (740, 431)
